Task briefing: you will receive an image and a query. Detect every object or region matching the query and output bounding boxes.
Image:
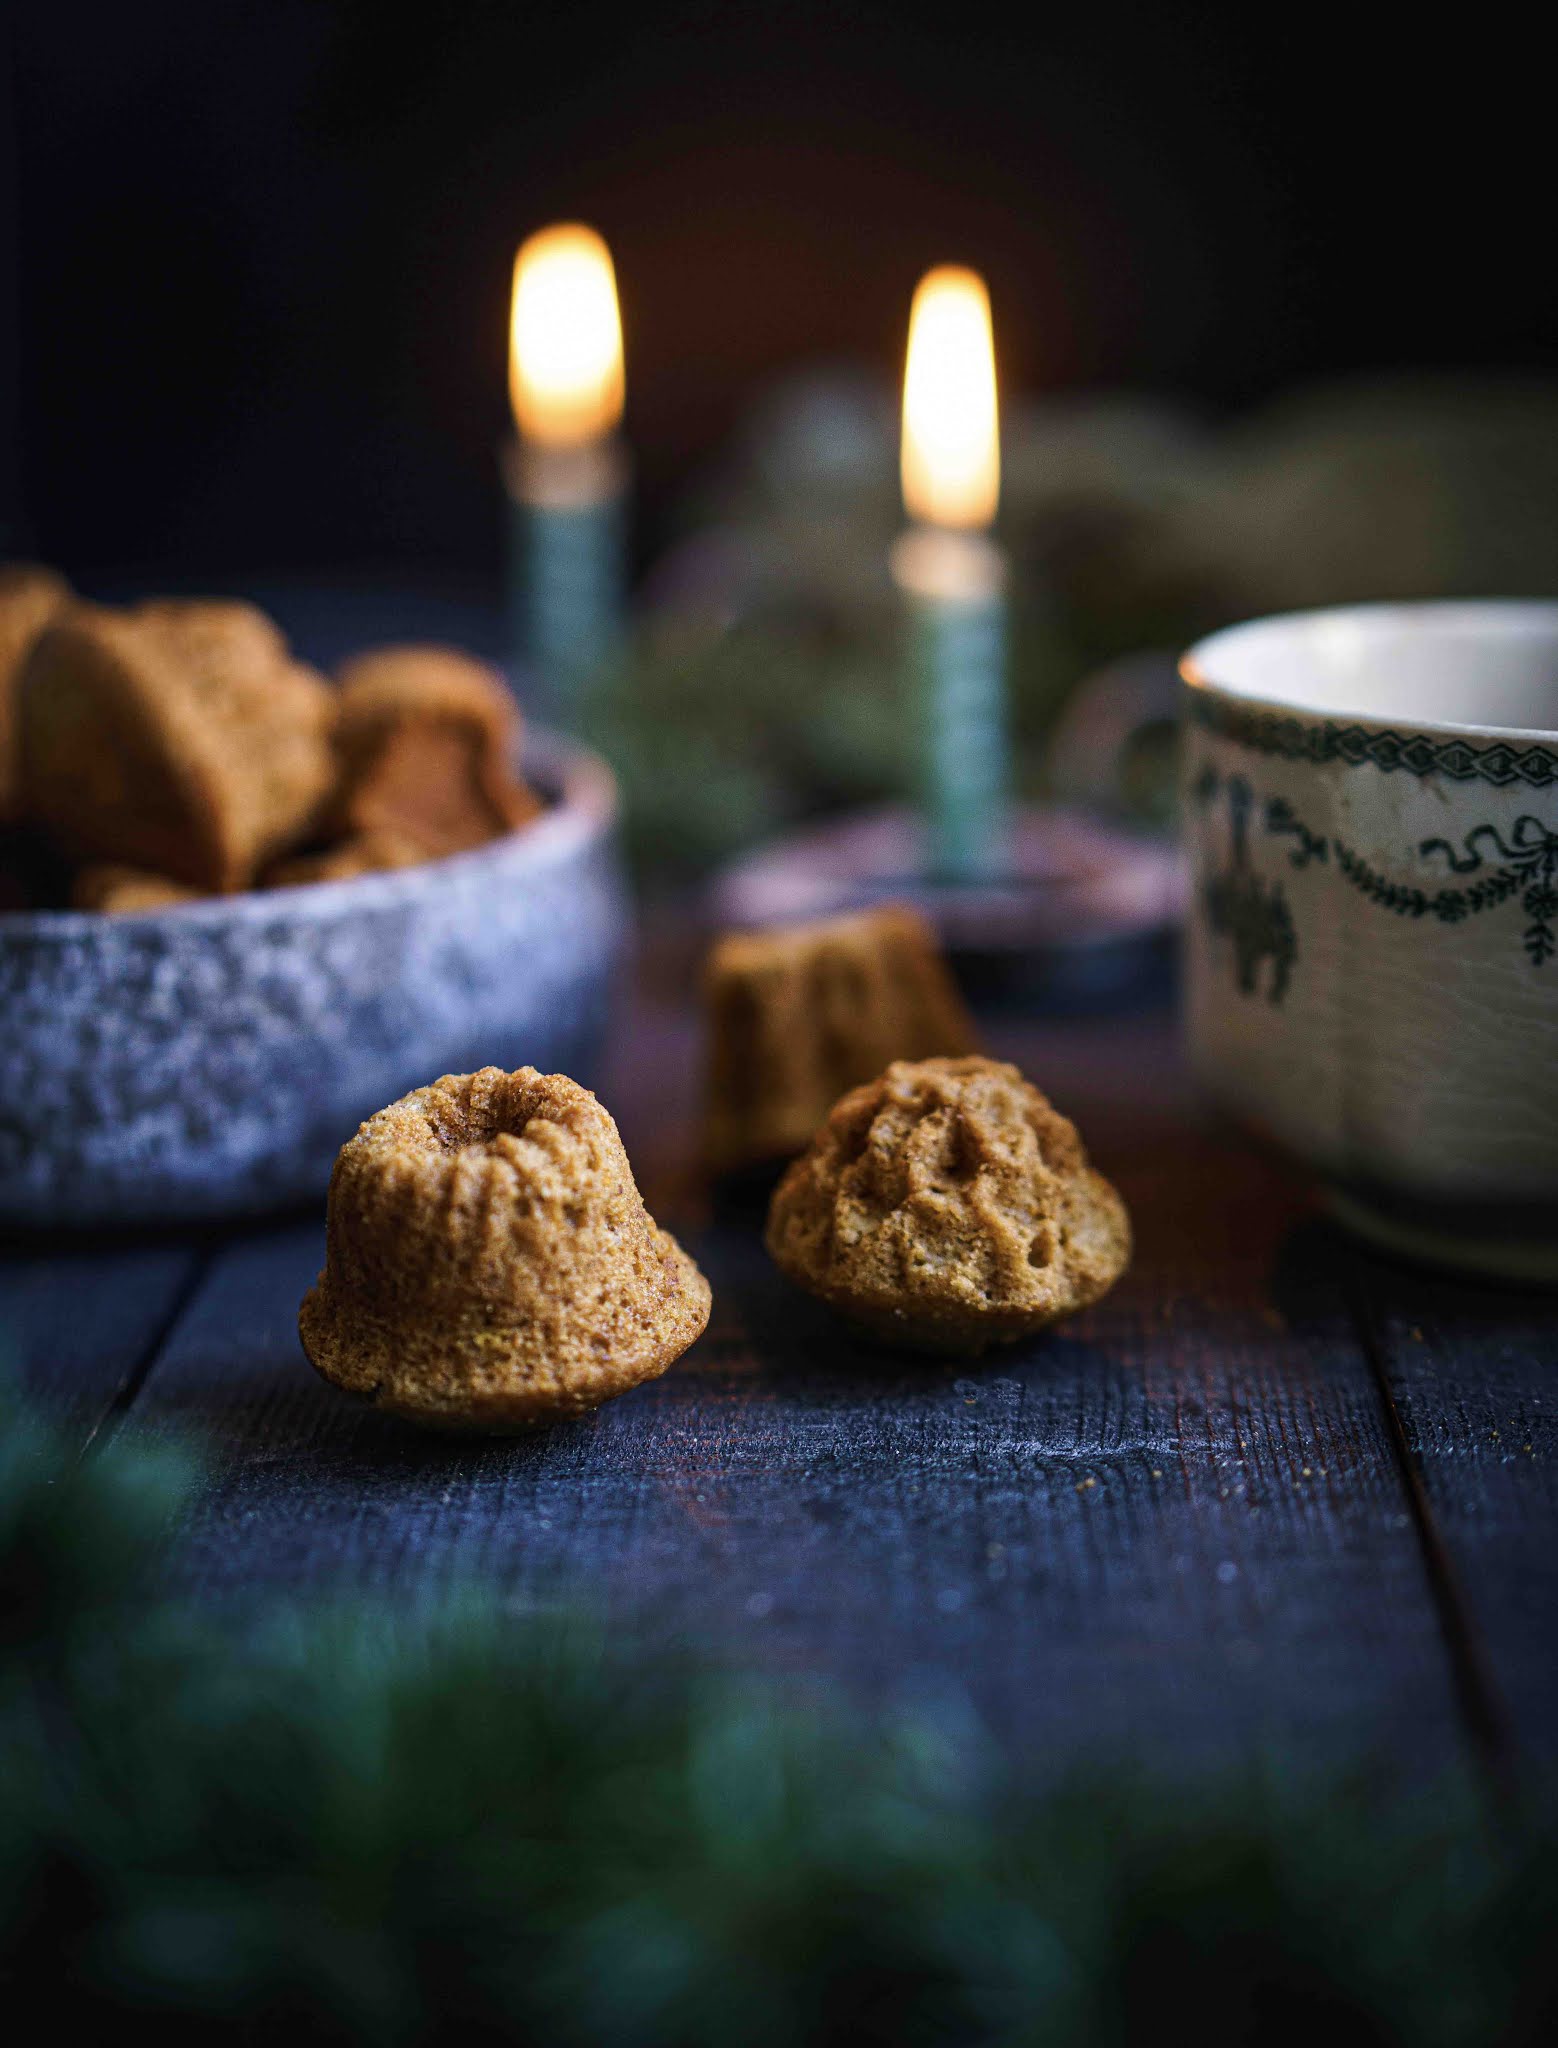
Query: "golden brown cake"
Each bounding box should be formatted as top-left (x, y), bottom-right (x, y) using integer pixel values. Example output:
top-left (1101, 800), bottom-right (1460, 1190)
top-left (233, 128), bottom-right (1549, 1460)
top-left (18, 598), bottom-right (335, 890)
top-left (263, 828), bottom-right (429, 889)
top-left (71, 863), bottom-right (205, 913)
top-left (703, 904), bottom-right (979, 1174)
top-left (300, 1066), bottom-right (712, 1429)
top-left (329, 645), bottom-right (541, 858)
top-left (0, 563), bottom-right (71, 823)
top-left (765, 1055), bottom-right (1130, 1355)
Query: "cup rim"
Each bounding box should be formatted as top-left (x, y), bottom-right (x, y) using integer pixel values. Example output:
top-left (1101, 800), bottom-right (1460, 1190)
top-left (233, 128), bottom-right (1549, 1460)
top-left (1181, 599), bottom-right (1558, 746)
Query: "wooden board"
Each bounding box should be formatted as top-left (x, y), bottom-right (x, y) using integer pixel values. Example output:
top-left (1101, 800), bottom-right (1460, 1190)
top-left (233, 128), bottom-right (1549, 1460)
top-left (8, 975), bottom-right (1552, 1792)
top-left (104, 1002), bottom-right (1480, 1788)
top-left (0, 1229), bottom-right (208, 1447)
top-left (1347, 1248), bottom-right (1557, 1776)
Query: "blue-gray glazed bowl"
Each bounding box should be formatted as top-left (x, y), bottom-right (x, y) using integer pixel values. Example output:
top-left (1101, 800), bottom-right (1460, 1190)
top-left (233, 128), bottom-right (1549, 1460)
top-left (0, 731), bottom-right (629, 1227)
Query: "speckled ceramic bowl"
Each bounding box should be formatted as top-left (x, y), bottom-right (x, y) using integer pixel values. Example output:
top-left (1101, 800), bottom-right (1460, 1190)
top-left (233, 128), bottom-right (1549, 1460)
top-left (0, 731), bottom-right (628, 1227)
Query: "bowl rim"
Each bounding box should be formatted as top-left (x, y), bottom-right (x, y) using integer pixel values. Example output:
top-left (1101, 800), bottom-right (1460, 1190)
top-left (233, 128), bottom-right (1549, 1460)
top-left (0, 725), bottom-right (617, 931)
top-left (1181, 598), bottom-right (1558, 747)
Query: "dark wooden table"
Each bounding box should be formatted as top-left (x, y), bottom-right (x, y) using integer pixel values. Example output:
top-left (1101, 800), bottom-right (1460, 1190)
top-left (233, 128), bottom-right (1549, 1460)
top-left (6, 942), bottom-right (1554, 1812)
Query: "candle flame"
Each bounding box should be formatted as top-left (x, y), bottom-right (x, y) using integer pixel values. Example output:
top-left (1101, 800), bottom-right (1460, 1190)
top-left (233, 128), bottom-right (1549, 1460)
top-left (900, 265), bottom-right (999, 530)
top-left (509, 224), bottom-right (624, 447)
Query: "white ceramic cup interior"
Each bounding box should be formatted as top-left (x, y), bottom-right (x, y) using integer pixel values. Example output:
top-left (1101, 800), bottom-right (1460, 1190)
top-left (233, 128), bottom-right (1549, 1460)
top-left (1185, 600), bottom-right (1558, 735)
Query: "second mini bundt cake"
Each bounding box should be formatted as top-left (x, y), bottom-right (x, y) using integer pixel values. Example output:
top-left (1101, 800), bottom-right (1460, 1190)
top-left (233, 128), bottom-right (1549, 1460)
top-left (765, 1056), bottom-right (1130, 1355)
top-left (300, 1067), bottom-right (711, 1429)
top-left (19, 598), bottom-right (335, 890)
top-left (703, 903), bottom-right (979, 1175)
top-left (329, 645), bottom-right (541, 858)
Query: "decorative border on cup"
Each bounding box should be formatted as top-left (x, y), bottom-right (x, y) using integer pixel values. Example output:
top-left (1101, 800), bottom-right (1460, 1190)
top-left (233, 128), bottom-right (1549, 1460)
top-left (1190, 761), bottom-right (1558, 989)
top-left (1185, 690), bottom-right (1558, 790)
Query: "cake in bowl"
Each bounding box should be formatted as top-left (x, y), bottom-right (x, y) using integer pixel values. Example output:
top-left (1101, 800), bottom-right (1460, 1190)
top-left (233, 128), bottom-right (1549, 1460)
top-left (70, 862), bottom-right (205, 913)
top-left (0, 563), bottom-right (71, 824)
top-left (329, 644), bottom-right (541, 857)
top-left (20, 598), bottom-right (336, 891)
top-left (300, 1067), bottom-right (710, 1429)
top-left (1, 572), bottom-right (546, 909)
top-left (0, 572), bottom-right (624, 1227)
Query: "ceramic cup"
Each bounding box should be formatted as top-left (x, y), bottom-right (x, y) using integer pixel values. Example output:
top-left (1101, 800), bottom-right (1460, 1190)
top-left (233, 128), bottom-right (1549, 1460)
top-left (1180, 601), bottom-right (1558, 1281)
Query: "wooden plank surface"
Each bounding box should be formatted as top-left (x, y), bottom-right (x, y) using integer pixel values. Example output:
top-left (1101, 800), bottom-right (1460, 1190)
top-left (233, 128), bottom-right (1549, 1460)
top-left (1347, 1250), bottom-right (1557, 1775)
top-left (105, 994), bottom-right (1486, 1786)
top-left (0, 1228), bottom-right (209, 1447)
top-left (9, 949), bottom-right (1552, 1788)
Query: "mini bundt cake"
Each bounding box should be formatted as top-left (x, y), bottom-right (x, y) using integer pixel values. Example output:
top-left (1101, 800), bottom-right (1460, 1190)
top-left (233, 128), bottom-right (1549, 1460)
top-left (329, 645), bottom-right (541, 858)
top-left (19, 598), bottom-right (335, 890)
top-left (703, 904), bottom-right (979, 1175)
top-left (765, 1055), bottom-right (1130, 1355)
top-left (71, 862), bottom-right (204, 913)
top-left (0, 563), bottom-right (71, 823)
top-left (300, 1067), bottom-right (712, 1429)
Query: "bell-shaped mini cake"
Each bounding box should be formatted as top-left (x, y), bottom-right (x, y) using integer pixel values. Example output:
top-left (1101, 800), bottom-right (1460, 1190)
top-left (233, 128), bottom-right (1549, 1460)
top-left (20, 598), bottom-right (335, 890)
top-left (328, 645), bottom-right (541, 857)
top-left (702, 903), bottom-right (979, 1175)
top-left (765, 1056), bottom-right (1130, 1355)
top-left (301, 1067), bottom-right (711, 1429)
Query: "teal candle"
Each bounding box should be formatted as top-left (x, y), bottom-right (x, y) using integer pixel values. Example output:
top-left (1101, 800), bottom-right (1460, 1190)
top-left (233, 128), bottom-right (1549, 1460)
top-left (506, 223), bottom-right (628, 721)
top-left (896, 264), bottom-right (1010, 884)
top-left (890, 525), bottom-right (1009, 884)
top-left (503, 438), bottom-right (627, 720)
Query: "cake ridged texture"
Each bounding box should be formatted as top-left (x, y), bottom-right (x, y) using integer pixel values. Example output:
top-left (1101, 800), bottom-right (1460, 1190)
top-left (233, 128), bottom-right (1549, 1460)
top-left (300, 1067), bottom-right (711, 1429)
top-left (19, 598), bottom-right (334, 890)
top-left (765, 1056), bottom-right (1131, 1355)
top-left (703, 903), bottom-right (979, 1173)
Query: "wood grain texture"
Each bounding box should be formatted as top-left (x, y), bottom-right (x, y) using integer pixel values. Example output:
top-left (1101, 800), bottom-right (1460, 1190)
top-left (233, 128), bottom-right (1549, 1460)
top-left (109, 995), bottom-right (1483, 1785)
top-left (1347, 1248), bottom-right (1558, 1774)
top-left (0, 1229), bottom-right (208, 1446)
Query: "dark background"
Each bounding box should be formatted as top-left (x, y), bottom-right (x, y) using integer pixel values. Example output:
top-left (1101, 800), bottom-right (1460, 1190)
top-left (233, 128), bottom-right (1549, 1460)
top-left (2, 2), bottom-right (1551, 587)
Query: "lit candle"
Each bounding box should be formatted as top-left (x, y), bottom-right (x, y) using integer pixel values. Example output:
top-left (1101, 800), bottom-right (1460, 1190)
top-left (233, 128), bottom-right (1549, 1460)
top-left (890, 265), bottom-right (1009, 883)
top-left (503, 222), bottom-right (628, 715)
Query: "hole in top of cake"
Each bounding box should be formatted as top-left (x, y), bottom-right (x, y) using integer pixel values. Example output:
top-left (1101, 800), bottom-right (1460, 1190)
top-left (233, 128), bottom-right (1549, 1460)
top-left (423, 1075), bottom-right (558, 1152)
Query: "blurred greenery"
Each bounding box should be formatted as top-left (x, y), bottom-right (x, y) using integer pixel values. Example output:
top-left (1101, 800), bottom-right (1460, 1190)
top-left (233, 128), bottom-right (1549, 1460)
top-left (2, 1382), bottom-right (1555, 2044)
top-left (587, 374), bottom-right (1558, 876)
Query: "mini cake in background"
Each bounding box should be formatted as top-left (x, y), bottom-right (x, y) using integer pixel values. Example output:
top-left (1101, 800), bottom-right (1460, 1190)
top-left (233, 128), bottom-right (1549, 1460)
top-left (329, 645), bottom-right (540, 860)
top-left (19, 598), bottom-right (335, 891)
top-left (0, 563), bottom-right (71, 823)
top-left (300, 1067), bottom-right (711, 1430)
top-left (71, 863), bottom-right (204, 914)
top-left (766, 1055), bottom-right (1130, 1355)
top-left (703, 903), bottom-right (979, 1175)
